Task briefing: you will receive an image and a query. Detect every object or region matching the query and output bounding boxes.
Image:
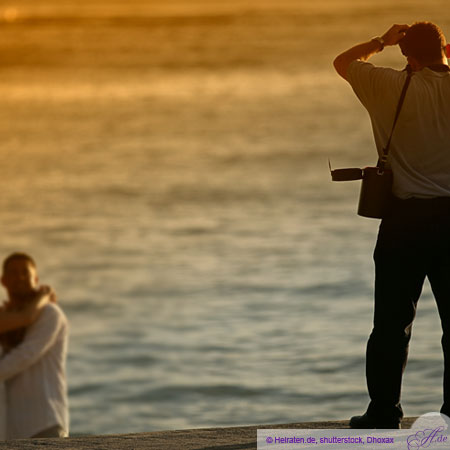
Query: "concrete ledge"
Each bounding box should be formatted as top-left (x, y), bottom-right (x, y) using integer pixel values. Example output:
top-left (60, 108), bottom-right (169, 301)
top-left (0, 418), bottom-right (418, 449)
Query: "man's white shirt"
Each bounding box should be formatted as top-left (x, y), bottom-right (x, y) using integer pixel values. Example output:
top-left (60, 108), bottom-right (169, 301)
top-left (347, 60), bottom-right (450, 199)
top-left (0, 303), bottom-right (69, 439)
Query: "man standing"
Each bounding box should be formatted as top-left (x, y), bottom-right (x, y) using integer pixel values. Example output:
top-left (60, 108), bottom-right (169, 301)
top-left (0, 253), bottom-right (69, 438)
top-left (334, 22), bottom-right (450, 428)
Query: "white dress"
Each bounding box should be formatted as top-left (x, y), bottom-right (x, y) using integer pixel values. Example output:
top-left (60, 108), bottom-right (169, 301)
top-left (0, 372), bottom-right (6, 439)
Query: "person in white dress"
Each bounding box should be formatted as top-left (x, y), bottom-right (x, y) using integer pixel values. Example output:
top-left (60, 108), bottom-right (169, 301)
top-left (0, 253), bottom-right (68, 439)
top-left (0, 281), bottom-right (53, 440)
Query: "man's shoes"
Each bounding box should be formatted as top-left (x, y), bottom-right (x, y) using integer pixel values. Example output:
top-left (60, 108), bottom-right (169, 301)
top-left (349, 412), bottom-right (401, 429)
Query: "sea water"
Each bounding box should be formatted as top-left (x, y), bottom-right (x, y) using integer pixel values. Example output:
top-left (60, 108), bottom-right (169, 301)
top-left (0, 0), bottom-right (449, 435)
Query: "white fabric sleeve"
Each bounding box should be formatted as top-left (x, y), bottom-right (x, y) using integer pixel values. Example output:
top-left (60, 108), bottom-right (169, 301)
top-left (0, 382), bottom-right (5, 440)
top-left (0, 305), bottom-right (65, 381)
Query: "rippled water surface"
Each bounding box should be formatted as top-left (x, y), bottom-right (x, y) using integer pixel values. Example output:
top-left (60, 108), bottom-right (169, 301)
top-left (0, 0), bottom-right (449, 435)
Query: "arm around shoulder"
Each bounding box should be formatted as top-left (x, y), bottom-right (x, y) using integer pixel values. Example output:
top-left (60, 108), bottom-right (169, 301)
top-left (0, 286), bottom-right (56, 333)
top-left (0, 303), bottom-right (67, 381)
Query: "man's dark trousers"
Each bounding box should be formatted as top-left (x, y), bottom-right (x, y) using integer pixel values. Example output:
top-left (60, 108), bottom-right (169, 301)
top-left (366, 196), bottom-right (450, 421)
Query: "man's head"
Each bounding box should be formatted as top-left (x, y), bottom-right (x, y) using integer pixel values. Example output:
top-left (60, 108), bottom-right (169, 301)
top-left (399, 21), bottom-right (449, 68)
top-left (1, 253), bottom-right (38, 302)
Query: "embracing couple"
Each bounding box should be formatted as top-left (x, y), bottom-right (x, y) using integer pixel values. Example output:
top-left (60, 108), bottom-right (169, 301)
top-left (0, 252), bottom-right (69, 439)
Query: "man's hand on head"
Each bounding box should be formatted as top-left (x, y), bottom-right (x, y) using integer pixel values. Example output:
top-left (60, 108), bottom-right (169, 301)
top-left (334, 23), bottom-right (410, 80)
top-left (381, 24), bottom-right (410, 47)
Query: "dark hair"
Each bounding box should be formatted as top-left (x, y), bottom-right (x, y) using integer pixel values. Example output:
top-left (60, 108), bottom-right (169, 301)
top-left (400, 22), bottom-right (446, 64)
top-left (2, 252), bottom-right (36, 274)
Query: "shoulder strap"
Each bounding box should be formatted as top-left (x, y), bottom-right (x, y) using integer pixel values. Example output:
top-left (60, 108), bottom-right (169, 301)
top-left (377, 69), bottom-right (413, 174)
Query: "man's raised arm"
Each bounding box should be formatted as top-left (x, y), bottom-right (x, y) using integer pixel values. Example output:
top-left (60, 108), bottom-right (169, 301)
top-left (333, 24), bottom-right (409, 80)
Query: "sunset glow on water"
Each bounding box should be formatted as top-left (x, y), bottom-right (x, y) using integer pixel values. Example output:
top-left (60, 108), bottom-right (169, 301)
top-left (1, 0), bottom-right (449, 436)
